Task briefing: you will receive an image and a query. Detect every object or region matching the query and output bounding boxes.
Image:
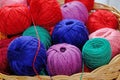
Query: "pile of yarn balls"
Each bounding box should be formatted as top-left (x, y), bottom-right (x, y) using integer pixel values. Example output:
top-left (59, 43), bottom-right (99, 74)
top-left (0, 0), bottom-right (120, 77)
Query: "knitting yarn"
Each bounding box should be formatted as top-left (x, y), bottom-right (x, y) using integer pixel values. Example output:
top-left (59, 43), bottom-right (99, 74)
top-left (7, 36), bottom-right (47, 76)
top-left (0, 0), bottom-right (27, 7)
top-left (65, 0), bottom-right (94, 11)
top-left (30, 0), bottom-right (62, 32)
top-left (27, 0), bottom-right (31, 5)
top-left (0, 4), bottom-right (31, 35)
top-left (89, 28), bottom-right (120, 58)
top-left (61, 1), bottom-right (88, 23)
top-left (87, 10), bottom-right (118, 33)
top-left (47, 43), bottom-right (82, 76)
top-left (0, 37), bottom-right (16, 74)
top-left (52, 19), bottom-right (89, 50)
top-left (23, 26), bottom-right (51, 49)
top-left (82, 38), bottom-right (111, 69)
top-left (0, 32), bottom-right (7, 40)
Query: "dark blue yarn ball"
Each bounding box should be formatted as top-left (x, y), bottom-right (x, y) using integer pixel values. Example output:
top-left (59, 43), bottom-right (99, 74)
top-left (7, 36), bottom-right (47, 76)
top-left (52, 19), bottom-right (89, 50)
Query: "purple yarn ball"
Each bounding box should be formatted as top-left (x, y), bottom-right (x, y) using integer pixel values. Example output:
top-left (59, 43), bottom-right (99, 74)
top-left (47, 43), bottom-right (82, 76)
top-left (61, 1), bottom-right (88, 23)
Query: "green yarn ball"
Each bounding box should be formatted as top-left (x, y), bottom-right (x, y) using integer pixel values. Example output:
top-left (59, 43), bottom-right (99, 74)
top-left (82, 38), bottom-right (111, 70)
top-left (23, 26), bottom-right (51, 49)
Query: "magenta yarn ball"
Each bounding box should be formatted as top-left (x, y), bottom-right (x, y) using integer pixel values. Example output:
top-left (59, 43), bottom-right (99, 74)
top-left (47, 43), bottom-right (82, 76)
top-left (89, 28), bottom-right (120, 58)
top-left (61, 1), bottom-right (88, 23)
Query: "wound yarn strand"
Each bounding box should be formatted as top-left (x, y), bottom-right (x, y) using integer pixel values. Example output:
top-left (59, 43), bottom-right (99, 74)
top-left (30, 9), bottom-right (42, 80)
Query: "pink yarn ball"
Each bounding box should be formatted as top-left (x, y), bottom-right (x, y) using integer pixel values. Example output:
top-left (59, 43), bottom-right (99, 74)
top-left (61, 1), bottom-right (88, 23)
top-left (47, 43), bottom-right (82, 76)
top-left (89, 28), bottom-right (120, 58)
top-left (0, 0), bottom-right (27, 7)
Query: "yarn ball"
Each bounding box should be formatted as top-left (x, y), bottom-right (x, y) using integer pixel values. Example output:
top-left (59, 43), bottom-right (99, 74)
top-left (65, 0), bottom-right (94, 11)
top-left (0, 0), bottom-right (28, 7)
top-left (7, 36), bottom-right (47, 76)
top-left (22, 26), bottom-right (52, 49)
top-left (0, 37), bottom-right (16, 74)
top-left (30, 0), bottom-right (62, 32)
top-left (47, 43), bottom-right (82, 76)
top-left (87, 10), bottom-right (118, 33)
top-left (0, 4), bottom-right (31, 35)
top-left (52, 19), bottom-right (89, 50)
top-left (82, 38), bottom-right (111, 69)
top-left (27, 0), bottom-right (31, 5)
top-left (0, 32), bottom-right (7, 40)
top-left (61, 1), bottom-right (88, 23)
top-left (89, 28), bottom-right (120, 58)
top-left (84, 64), bottom-right (91, 72)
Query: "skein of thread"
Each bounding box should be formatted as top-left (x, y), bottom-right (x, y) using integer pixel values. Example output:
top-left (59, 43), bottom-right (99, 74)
top-left (87, 10), bottom-right (118, 33)
top-left (82, 38), bottom-right (111, 69)
top-left (0, 32), bottom-right (7, 40)
top-left (47, 43), bottom-right (82, 76)
top-left (22, 26), bottom-right (52, 49)
top-left (0, 0), bottom-right (27, 7)
top-left (0, 37), bottom-right (17, 74)
top-left (61, 1), bottom-right (88, 23)
top-left (64, 0), bottom-right (94, 11)
top-left (0, 4), bottom-right (31, 35)
top-left (89, 28), bottom-right (120, 58)
top-left (27, 0), bottom-right (31, 5)
top-left (52, 19), bottom-right (89, 50)
top-left (30, 0), bottom-right (62, 32)
top-left (7, 36), bottom-right (47, 76)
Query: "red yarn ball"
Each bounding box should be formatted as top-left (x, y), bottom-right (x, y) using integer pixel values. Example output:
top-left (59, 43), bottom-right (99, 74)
top-left (27, 0), bottom-right (31, 5)
top-left (87, 10), bottom-right (118, 33)
top-left (0, 4), bottom-right (31, 35)
top-left (0, 0), bottom-right (27, 7)
top-left (65, 0), bottom-right (94, 11)
top-left (30, 0), bottom-right (62, 32)
top-left (84, 64), bottom-right (91, 72)
top-left (0, 37), bottom-right (16, 74)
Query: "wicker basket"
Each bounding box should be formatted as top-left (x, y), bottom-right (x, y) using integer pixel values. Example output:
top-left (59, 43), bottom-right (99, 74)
top-left (0, 0), bottom-right (120, 80)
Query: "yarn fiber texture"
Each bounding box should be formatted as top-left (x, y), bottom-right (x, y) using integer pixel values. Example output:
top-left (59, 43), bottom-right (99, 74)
top-left (61, 1), bottom-right (88, 23)
top-left (82, 38), bottom-right (111, 69)
top-left (47, 43), bottom-right (82, 76)
top-left (87, 10), bottom-right (118, 33)
top-left (0, 4), bottom-right (31, 35)
top-left (0, 0), bottom-right (27, 7)
top-left (23, 26), bottom-right (52, 49)
top-left (65, 0), bottom-right (94, 11)
top-left (0, 37), bottom-right (16, 74)
top-left (89, 28), bottom-right (120, 58)
top-left (0, 32), bottom-right (7, 40)
top-left (52, 19), bottom-right (89, 50)
top-left (7, 36), bottom-right (47, 76)
top-left (30, 0), bottom-right (62, 32)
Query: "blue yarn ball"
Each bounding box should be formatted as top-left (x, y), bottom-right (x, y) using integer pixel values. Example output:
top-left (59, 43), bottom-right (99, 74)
top-left (7, 36), bottom-right (47, 76)
top-left (52, 19), bottom-right (89, 50)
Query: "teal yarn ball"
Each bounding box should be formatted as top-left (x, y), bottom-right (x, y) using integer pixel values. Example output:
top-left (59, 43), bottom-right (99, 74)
top-left (82, 38), bottom-right (111, 69)
top-left (23, 26), bottom-right (51, 49)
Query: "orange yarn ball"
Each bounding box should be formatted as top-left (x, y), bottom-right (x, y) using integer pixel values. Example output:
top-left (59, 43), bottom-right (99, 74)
top-left (30, 0), bottom-right (62, 32)
top-left (0, 4), bottom-right (31, 35)
top-left (87, 10), bottom-right (118, 33)
top-left (0, 32), bottom-right (7, 40)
